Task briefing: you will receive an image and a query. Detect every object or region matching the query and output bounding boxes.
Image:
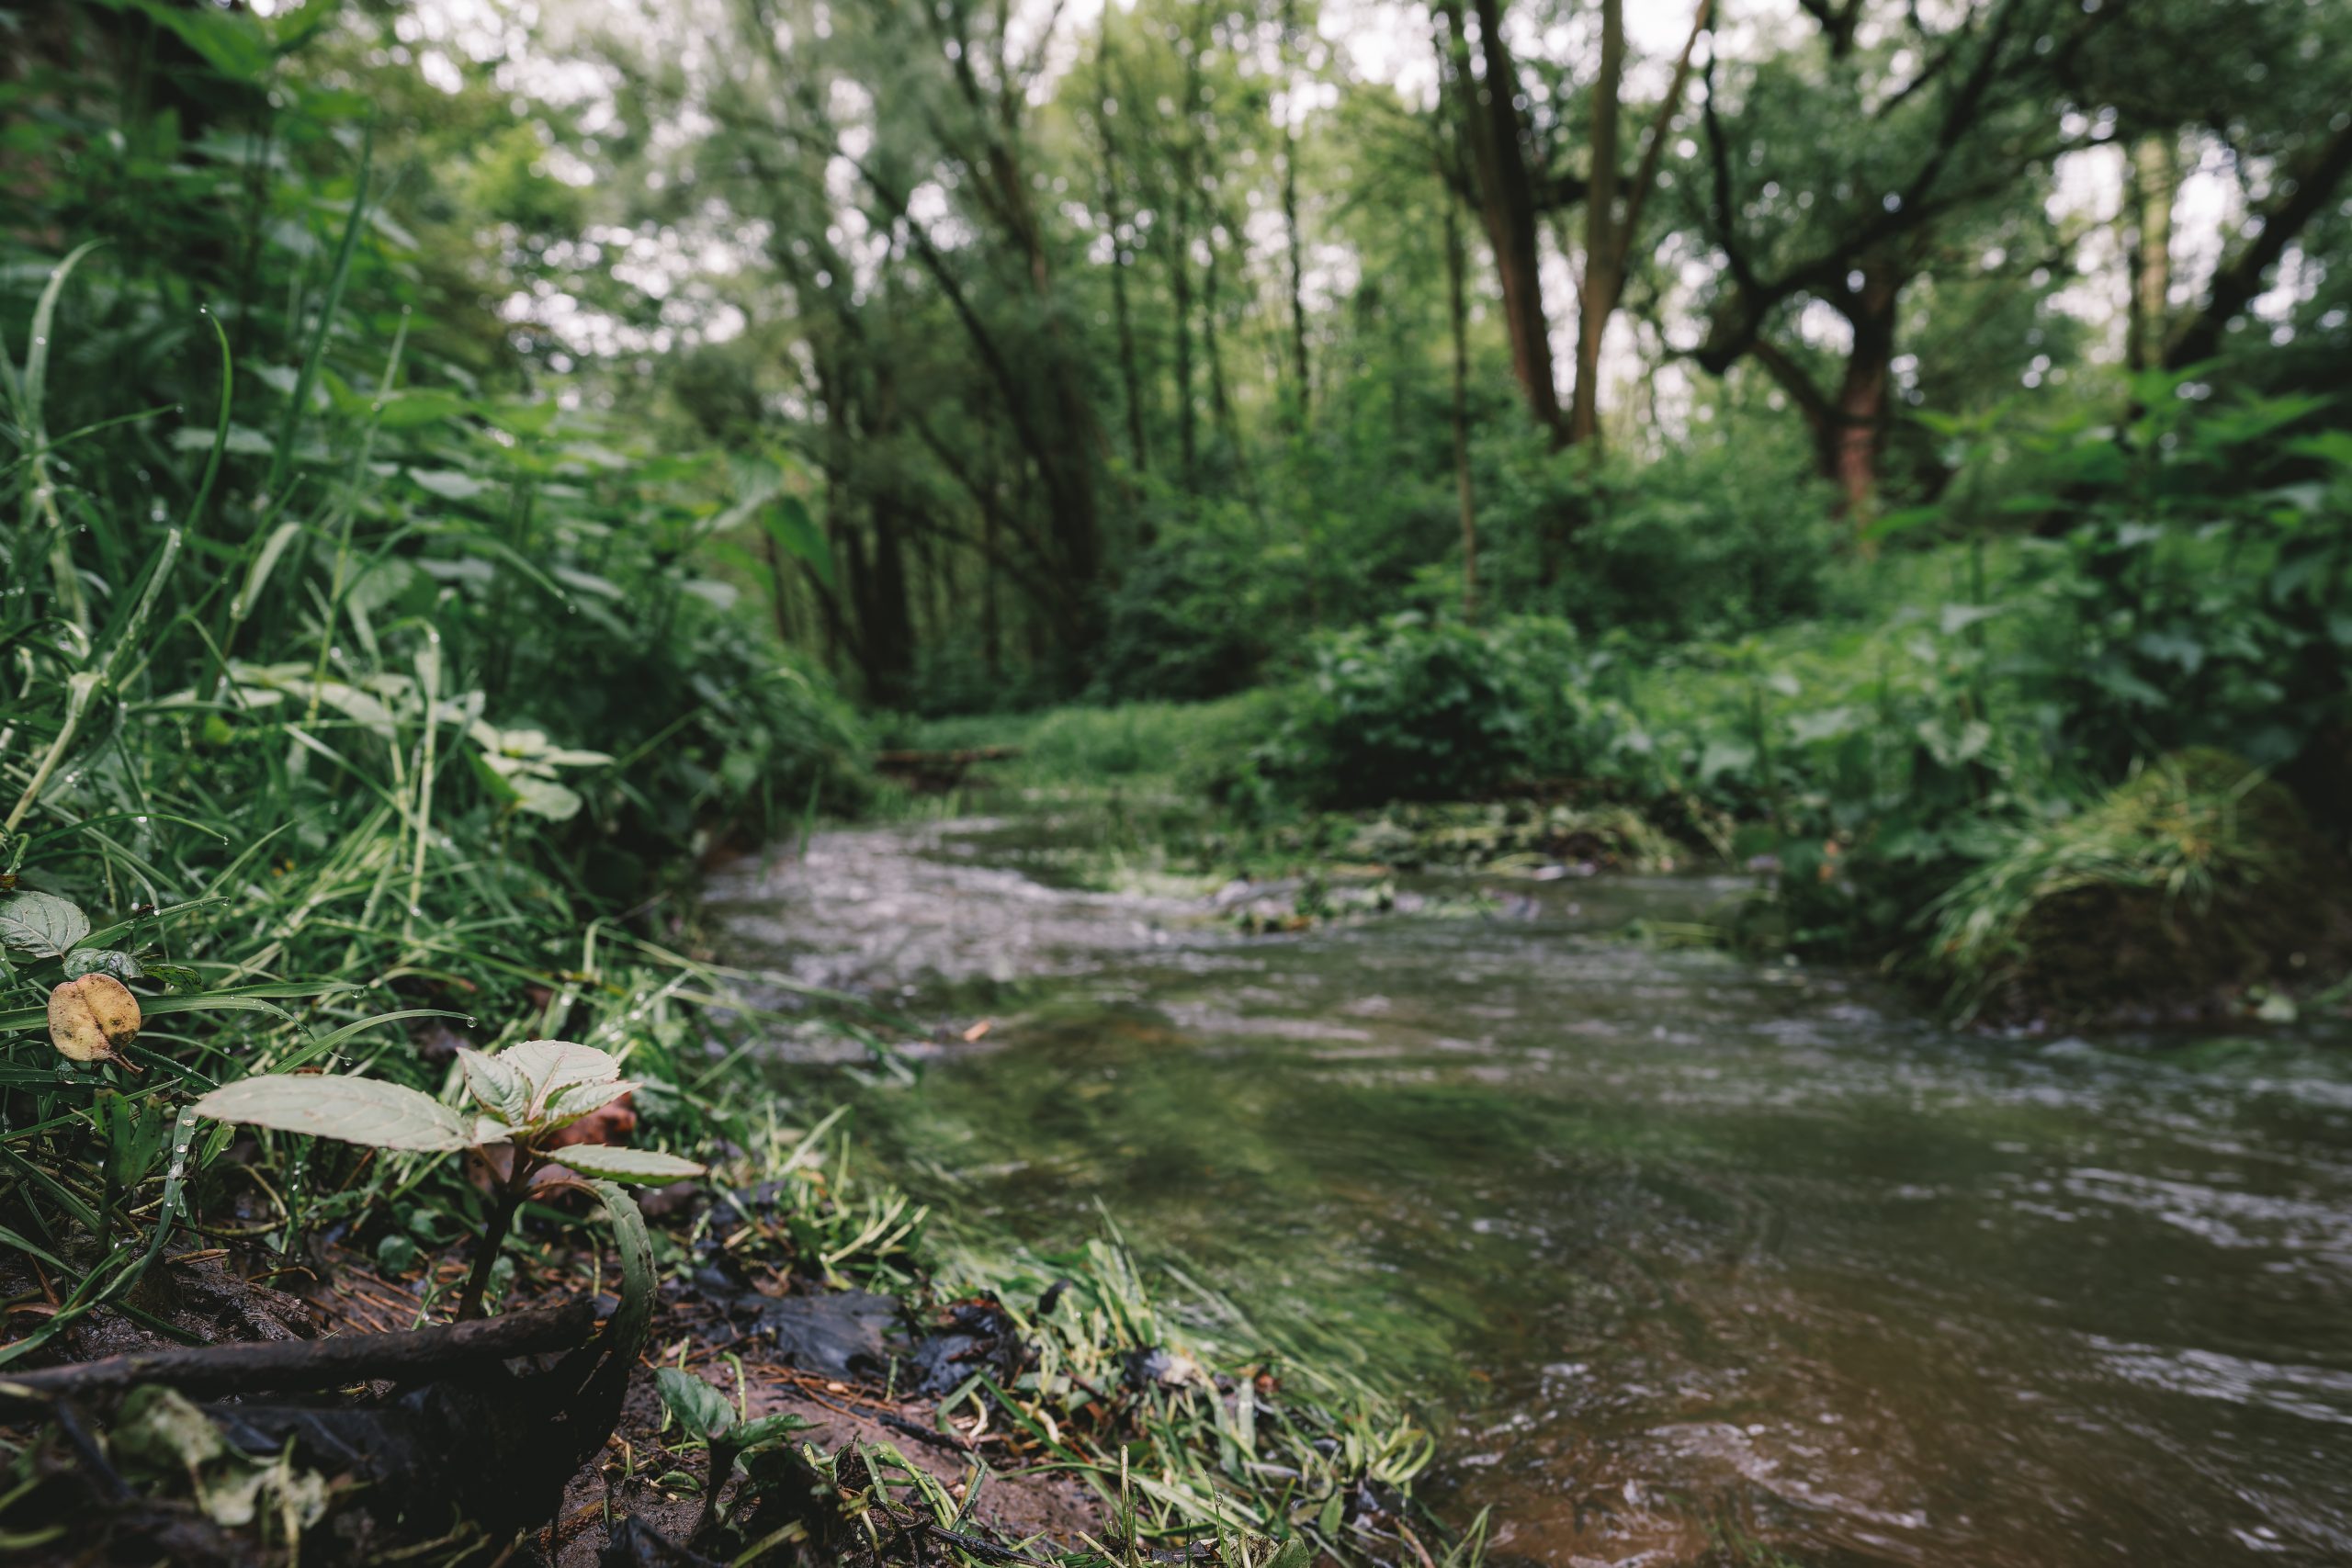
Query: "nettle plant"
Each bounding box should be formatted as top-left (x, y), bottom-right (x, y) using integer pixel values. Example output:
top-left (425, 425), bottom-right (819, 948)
top-left (191, 1041), bottom-right (702, 1318)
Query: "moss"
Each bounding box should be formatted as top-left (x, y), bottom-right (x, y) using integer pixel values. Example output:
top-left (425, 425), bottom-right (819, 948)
top-left (1922, 749), bottom-right (2352, 1025)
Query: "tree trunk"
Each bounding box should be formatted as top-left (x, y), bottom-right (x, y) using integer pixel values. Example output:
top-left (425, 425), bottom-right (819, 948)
top-left (2125, 132), bottom-right (2175, 372)
top-left (983, 500), bottom-right (1001, 676)
top-left (931, 14), bottom-right (1106, 652)
top-left (1446, 186), bottom-right (1479, 623)
top-left (1570, 0), bottom-right (1709, 453)
top-left (1281, 0), bottom-right (1311, 425)
top-left (1095, 42), bottom-right (1149, 474)
top-left (1568, 0), bottom-right (1624, 451)
top-left (864, 491), bottom-right (916, 707)
top-left (762, 526), bottom-right (795, 646)
top-left (1749, 264), bottom-right (1900, 525)
top-left (1169, 172), bottom-right (1198, 478)
top-left (1831, 265), bottom-right (1901, 518)
top-left (1203, 211), bottom-right (1241, 462)
top-left (1440, 0), bottom-right (1567, 446)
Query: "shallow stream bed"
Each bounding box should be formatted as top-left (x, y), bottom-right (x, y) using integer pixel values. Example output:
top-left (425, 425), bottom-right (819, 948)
top-left (709, 818), bottom-right (2352, 1567)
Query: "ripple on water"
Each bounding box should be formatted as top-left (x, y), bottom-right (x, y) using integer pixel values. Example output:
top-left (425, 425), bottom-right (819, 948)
top-left (722, 821), bottom-right (2352, 1568)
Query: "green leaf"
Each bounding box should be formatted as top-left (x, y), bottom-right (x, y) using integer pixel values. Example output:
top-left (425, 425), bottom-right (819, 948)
top-left (173, 423), bottom-right (274, 456)
top-left (1916, 716), bottom-right (1994, 768)
top-left (190, 1075), bottom-right (475, 1152)
top-left (409, 468), bottom-right (492, 502)
top-left (62, 948), bottom-right (144, 981)
top-left (457, 1047), bottom-right (528, 1124)
top-left (540, 1077), bottom-right (640, 1131)
top-left (552, 1144), bottom-right (705, 1182)
top-left (1938, 604), bottom-right (2002, 637)
top-left (728, 1413), bottom-right (816, 1452)
top-left (232, 521), bottom-right (303, 622)
top-left (550, 565), bottom-right (626, 600)
top-left (481, 400), bottom-right (560, 437)
top-left (1862, 512), bottom-right (1938, 549)
top-left (655, 1367), bottom-right (735, 1443)
top-left (1697, 737), bottom-right (1758, 783)
top-left (372, 389), bottom-right (471, 430)
top-left (763, 495), bottom-right (836, 590)
top-left (2132, 628), bottom-right (2206, 672)
top-left (508, 775), bottom-right (583, 822)
top-left (1788, 706), bottom-right (1861, 745)
top-left (593, 1181), bottom-right (658, 1366)
top-left (498, 1040), bottom-right (619, 1111)
top-left (0, 892), bottom-right (90, 958)
top-left (86, 0), bottom-right (272, 79)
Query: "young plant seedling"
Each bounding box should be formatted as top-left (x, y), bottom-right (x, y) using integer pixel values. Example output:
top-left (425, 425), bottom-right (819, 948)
top-left (653, 1364), bottom-right (815, 1544)
top-left (190, 1040), bottom-right (703, 1319)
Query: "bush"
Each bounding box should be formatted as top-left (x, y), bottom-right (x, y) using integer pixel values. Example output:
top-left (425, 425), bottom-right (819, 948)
top-left (1460, 423), bottom-right (1835, 644)
top-left (1262, 615), bottom-right (1590, 808)
top-left (1917, 379), bottom-right (2352, 795)
top-left (1091, 528), bottom-right (1278, 703)
top-left (1558, 443), bottom-right (1838, 644)
top-left (1918, 750), bottom-right (2351, 1023)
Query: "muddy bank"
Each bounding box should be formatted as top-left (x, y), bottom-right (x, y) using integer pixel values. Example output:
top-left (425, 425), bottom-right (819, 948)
top-left (0, 1209), bottom-right (1111, 1566)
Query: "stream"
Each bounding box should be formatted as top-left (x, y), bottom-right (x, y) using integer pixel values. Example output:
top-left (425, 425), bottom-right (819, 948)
top-left (707, 817), bottom-right (2352, 1567)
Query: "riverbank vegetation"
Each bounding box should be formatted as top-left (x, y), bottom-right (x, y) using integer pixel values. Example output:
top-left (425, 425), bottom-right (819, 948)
top-left (3, 0), bottom-right (2348, 1561)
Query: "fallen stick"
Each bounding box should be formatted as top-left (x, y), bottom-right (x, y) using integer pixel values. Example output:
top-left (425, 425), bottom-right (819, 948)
top-left (877, 1406), bottom-right (976, 1453)
top-left (0, 1300), bottom-right (596, 1408)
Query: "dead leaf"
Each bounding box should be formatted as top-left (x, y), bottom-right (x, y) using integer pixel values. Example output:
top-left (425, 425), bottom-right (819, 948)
top-left (49, 974), bottom-right (141, 1067)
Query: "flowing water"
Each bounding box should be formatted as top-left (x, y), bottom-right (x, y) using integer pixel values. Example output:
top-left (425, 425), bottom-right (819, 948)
top-left (708, 818), bottom-right (2352, 1567)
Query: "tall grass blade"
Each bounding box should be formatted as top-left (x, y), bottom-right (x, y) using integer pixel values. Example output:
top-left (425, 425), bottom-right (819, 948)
top-left (263, 121), bottom-right (373, 505)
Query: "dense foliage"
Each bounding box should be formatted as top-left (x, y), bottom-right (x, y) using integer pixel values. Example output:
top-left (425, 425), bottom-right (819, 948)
top-left (0, 0), bottom-right (867, 1371)
top-left (4, 0), bottom-right (2352, 1557)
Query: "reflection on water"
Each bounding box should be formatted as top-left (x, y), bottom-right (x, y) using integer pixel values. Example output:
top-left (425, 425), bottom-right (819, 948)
top-left (707, 822), bottom-right (2352, 1567)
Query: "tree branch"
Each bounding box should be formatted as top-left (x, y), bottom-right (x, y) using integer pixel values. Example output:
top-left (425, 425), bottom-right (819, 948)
top-left (2165, 117), bottom-right (2352, 368)
top-left (0, 1303), bottom-right (596, 1409)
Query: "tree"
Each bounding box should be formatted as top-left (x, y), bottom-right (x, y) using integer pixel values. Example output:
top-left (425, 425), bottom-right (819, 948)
top-left (1567, 0), bottom-right (1713, 450)
top-left (1434, 0), bottom-right (1569, 446)
top-left (1682, 0), bottom-right (2079, 515)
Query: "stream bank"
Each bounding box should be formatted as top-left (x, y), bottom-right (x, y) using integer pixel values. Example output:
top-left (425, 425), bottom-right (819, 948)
top-left (712, 816), bottom-right (2352, 1568)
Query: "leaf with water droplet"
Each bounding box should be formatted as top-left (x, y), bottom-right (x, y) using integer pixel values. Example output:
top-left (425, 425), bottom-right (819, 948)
top-left (2, 891), bottom-right (90, 958)
top-left (143, 963), bottom-right (206, 992)
top-left (62, 947), bottom-right (145, 982)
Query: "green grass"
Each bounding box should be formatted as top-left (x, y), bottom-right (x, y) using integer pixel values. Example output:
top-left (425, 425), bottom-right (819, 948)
top-left (0, 265), bottom-right (1472, 1564)
top-left (890, 692), bottom-right (1277, 796)
top-left (1919, 748), bottom-right (2347, 1022)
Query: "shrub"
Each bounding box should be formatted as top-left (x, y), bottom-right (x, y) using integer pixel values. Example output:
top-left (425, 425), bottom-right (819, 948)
top-left (1461, 423), bottom-right (1835, 643)
top-left (1091, 528), bottom-right (1278, 703)
top-left (1918, 749), bottom-right (2352, 1023)
top-left (1557, 443), bottom-right (1838, 644)
top-left (1262, 615), bottom-right (1590, 808)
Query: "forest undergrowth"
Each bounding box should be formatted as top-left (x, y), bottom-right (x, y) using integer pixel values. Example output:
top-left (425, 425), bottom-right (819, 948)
top-left (0, 61), bottom-right (1463, 1568)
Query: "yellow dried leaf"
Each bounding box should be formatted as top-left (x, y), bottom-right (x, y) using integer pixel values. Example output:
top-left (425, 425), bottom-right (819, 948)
top-left (49, 973), bottom-right (142, 1067)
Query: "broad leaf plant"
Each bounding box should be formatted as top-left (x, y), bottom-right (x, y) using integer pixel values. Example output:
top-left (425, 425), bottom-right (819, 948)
top-left (192, 1040), bottom-right (701, 1318)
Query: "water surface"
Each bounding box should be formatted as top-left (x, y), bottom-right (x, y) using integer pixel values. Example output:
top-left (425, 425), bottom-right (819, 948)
top-left (708, 820), bottom-right (2352, 1566)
